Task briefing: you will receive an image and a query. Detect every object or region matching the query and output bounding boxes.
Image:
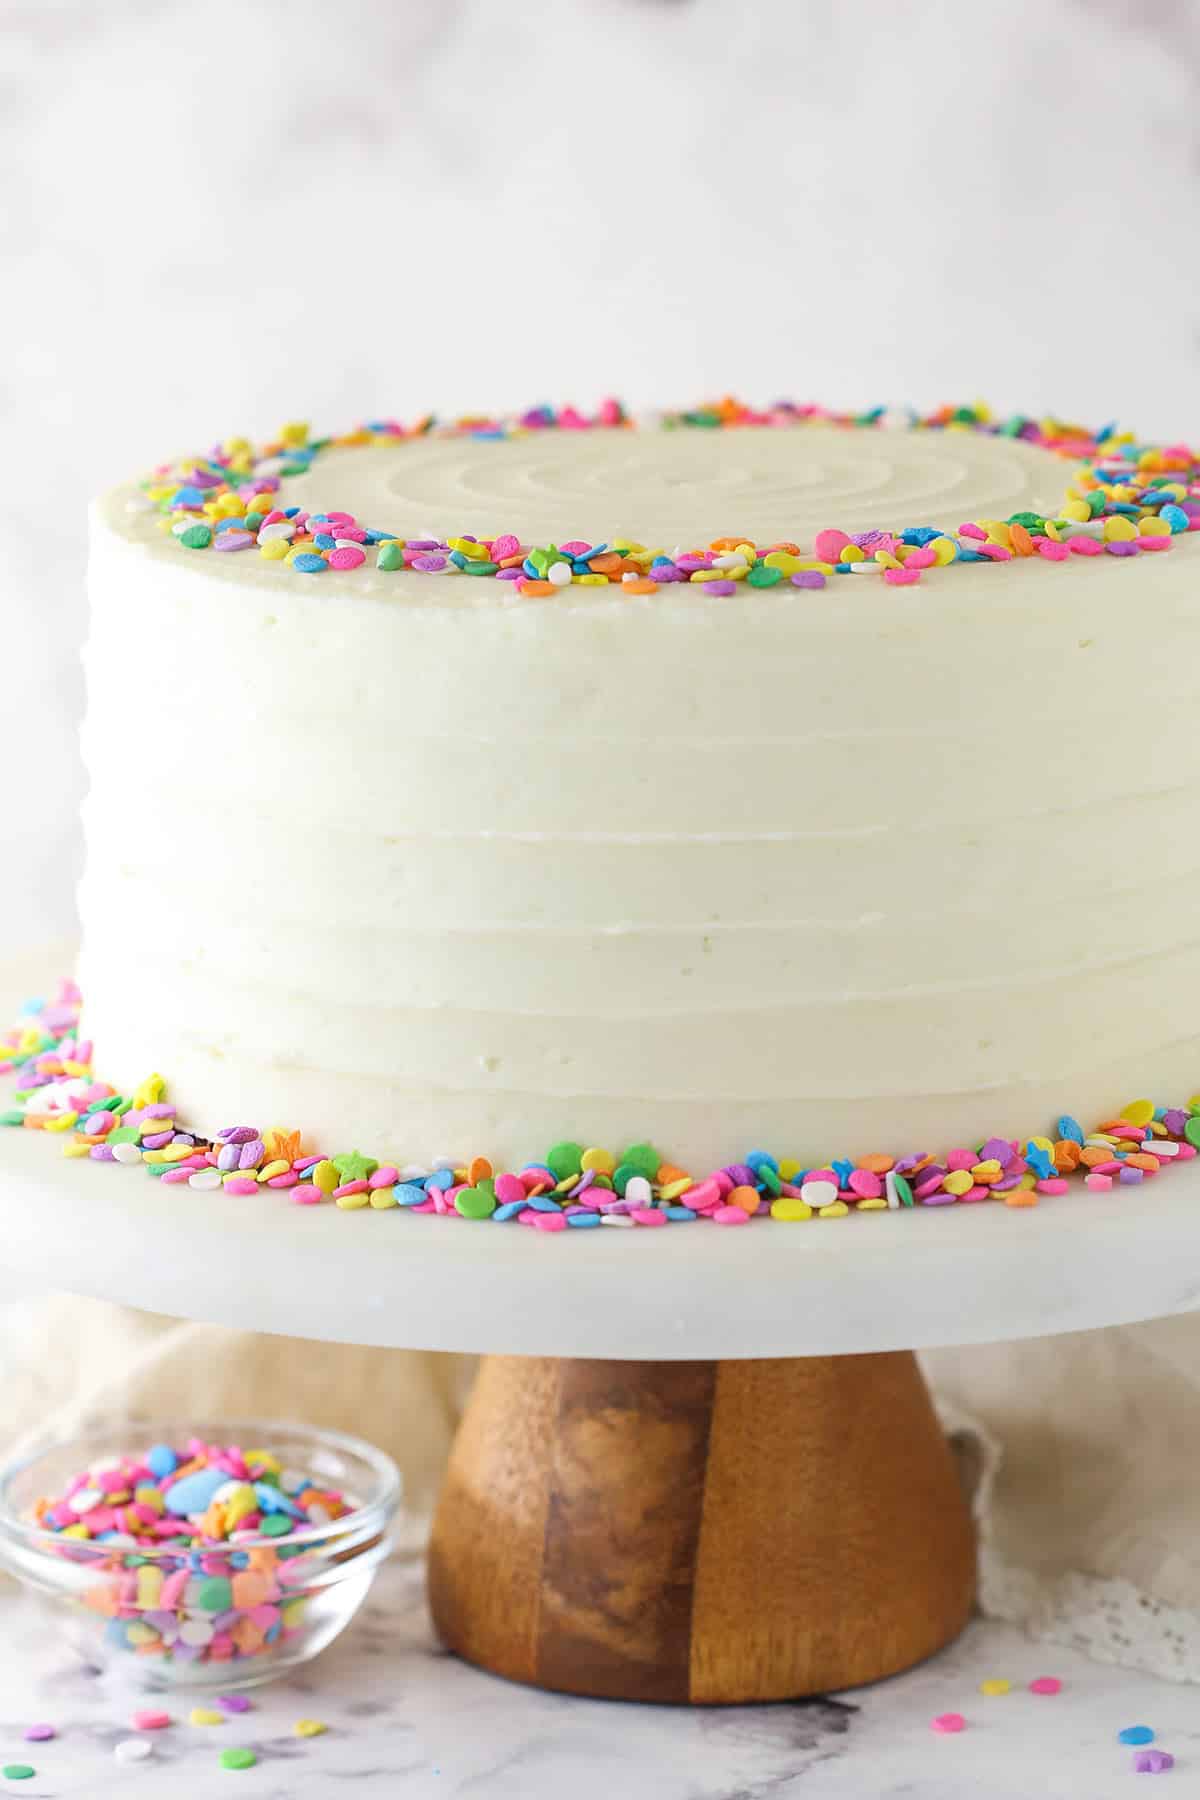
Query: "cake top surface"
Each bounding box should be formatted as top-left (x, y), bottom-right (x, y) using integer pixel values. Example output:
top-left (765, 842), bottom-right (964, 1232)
top-left (97, 401), bottom-right (1200, 599)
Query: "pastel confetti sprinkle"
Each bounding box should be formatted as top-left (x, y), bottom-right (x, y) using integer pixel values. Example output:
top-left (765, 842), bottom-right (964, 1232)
top-left (930, 1712), bottom-right (966, 1733)
top-left (1, 1770), bottom-right (34, 1783)
top-left (1029, 1676), bottom-right (1063, 1695)
top-left (130, 401), bottom-right (1198, 594)
top-left (132, 1711), bottom-right (172, 1731)
top-left (220, 1748), bottom-right (257, 1771)
top-left (190, 1708), bottom-right (225, 1727)
top-left (22, 1435), bottom-right (351, 1674)
top-left (294, 1719), bottom-right (328, 1738)
top-left (7, 981), bottom-right (1200, 1239)
top-left (1121, 1727), bottom-right (1157, 1745)
top-left (1134, 1749), bottom-right (1175, 1773)
top-left (218, 1696), bottom-right (253, 1715)
top-left (978, 1679), bottom-right (1011, 1696)
top-left (114, 1738), bottom-right (154, 1764)
top-left (21, 1727), bottom-right (54, 1743)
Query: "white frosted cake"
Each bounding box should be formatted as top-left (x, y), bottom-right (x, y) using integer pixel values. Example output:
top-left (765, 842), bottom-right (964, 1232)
top-left (63, 400), bottom-right (1200, 1217)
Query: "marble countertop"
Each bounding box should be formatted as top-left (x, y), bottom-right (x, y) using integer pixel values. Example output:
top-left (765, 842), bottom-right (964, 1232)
top-left (0, 1555), bottom-right (1193, 1798)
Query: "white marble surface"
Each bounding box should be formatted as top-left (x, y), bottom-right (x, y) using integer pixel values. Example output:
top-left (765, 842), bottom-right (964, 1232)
top-left (0, 1555), bottom-right (1194, 1798)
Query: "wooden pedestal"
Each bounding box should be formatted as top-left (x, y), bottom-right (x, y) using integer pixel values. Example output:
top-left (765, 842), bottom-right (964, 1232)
top-left (428, 1351), bottom-right (975, 1703)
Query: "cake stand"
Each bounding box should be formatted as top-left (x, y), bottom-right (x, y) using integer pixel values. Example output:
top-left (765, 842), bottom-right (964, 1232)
top-left (6, 957), bottom-right (1200, 1703)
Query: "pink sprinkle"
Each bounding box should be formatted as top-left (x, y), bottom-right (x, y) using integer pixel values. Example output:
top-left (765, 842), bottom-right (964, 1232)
top-left (492, 534), bottom-right (520, 560)
top-left (132, 1709), bottom-right (172, 1731)
top-left (332, 1179), bottom-right (369, 1199)
top-left (1029, 1676), bottom-right (1062, 1695)
top-left (327, 545), bottom-right (366, 570)
top-left (848, 1169), bottom-right (882, 1199)
top-left (631, 1207), bottom-right (666, 1226)
top-left (1069, 535), bottom-right (1102, 555)
top-left (494, 1172), bottom-right (526, 1206)
top-left (23, 1725), bottom-right (55, 1742)
top-left (814, 528), bottom-right (850, 562)
top-left (291, 1184), bottom-right (322, 1204)
top-left (223, 1177), bottom-right (259, 1196)
top-left (369, 1165), bottom-right (398, 1188)
top-left (931, 1713), bottom-right (966, 1733)
top-left (1035, 1177), bottom-right (1069, 1196)
top-left (904, 546), bottom-right (936, 569)
top-left (532, 1211), bottom-right (567, 1232)
top-left (1085, 1172), bottom-right (1113, 1190)
top-left (713, 1204), bottom-right (751, 1225)
top-left (884, 567), bottom-right (920, 585)
top-left (1037, 538), bottom-right (1071, 560)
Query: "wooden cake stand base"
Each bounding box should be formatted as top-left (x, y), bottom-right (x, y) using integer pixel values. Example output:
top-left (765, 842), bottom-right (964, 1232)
top-left (428, 1350), bottom-right (975, 1703)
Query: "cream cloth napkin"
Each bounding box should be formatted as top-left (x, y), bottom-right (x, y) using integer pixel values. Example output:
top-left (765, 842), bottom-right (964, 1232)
top-left (3, 1288), bottom-right (1200, 1682)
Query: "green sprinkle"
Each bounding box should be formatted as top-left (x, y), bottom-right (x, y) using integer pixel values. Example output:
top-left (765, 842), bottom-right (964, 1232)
top-left (106, 1125), bottom-right (142, 1144)
top-left (0, 1109), bottom-right (24, 1127)
top-left (179, 524), bottom-right (212, 549)
top-left (197, 1575), bottom-right (233, 1611)
top-left (455, 1185), bottom-right (497, 1220)
top-left (545, 1141), bottom-right (584, 1181)
top-left (1184, 1117), bottom-right (1200, 1149)
top-left (332, 1149), bottom-right (377, 1182)
top-left (893, 1172), bottom-right (914, 1207)
top-left (462, 559), bottom-right (499, 576)
top-left (747, 564), bottom-right (783, 586)
top-left (376, 541), bottom-right (405, 571)
top-left (260, 1514), bottom-right (292, 1536)
top-left (619, 1143), bottom-right (661, 1181)
top-left (2, 1767), bottom-right (35, 1781)
top-left (220, 1748), bottom-right (257, 1771)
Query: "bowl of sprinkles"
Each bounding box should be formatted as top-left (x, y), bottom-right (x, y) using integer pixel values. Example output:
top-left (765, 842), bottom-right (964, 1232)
top-left (0, 1421), bottom-right (401, 1690)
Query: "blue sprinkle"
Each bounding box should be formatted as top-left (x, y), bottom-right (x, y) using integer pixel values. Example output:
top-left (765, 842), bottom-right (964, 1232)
top-left (566, 1211), bottom-right (601, 1227)
top-left (831, 1156), bottom-right (855, 1188)
top-left (665, 1206), bottom-right (697, 1221)
top-left (1055, 1116), bottom-right (1085, 1146)
top-left (283, 507), bottom-right (302, 519)
top-left (1161, 504), bottom-right (1189, 534)
top-left (492, 1201), bottom-right (526, 1222)
top-left (1024, 1143), bottom-right (1054, 1179)
top-left (1118, 1727), bottom-right (1155, 1746)
top-left (899, 526), bottom-right (940, 545)
top-left (146, 1443), bottom-right (178, 1479)
top-left (395, 1183), bottom-right (428, 1206)
top-left (448, 550), bottom-right (469, 568)
top-left (424, 1168), bottom-right (454, 1192)
top-left (524, 1193), bottom-right (563, 1213)
top-left (291, 553), bottom-right (327, 573)
top-left (313, 531), bottom-right (337, 550)
top-left (956, 548), bottom-right (987, 562)
top-left (170, 485), bottom-right (207, 507)
top-left (746, 1149), bottom-right (779, 1174)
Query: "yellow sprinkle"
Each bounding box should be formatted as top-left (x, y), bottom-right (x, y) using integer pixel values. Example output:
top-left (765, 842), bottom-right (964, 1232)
top-left (943, 1170), bottom-right (974, 1196)
top-left (771, 1196), bottom-right (813, 1221)
top-left (856, 1196), bottom-right (888, 1211)
top-left (818, 1200), bottom-right (850, 1218)
top-left (971, 1159), bottom-right (1003, 1184)
top-left (1028, 1135), bottom-right (1055, 1155)
top-left (873, 550), bottom-right (902, 569)
top-left (60, 1059), bottom-right (91, 1077)
top-left (189, 1708), bottom-right (224, 1727)
top-left (840, 544), bottom-right (865, 563)
top-left (260, 537), bottom-right (290, 560)
top-left (258, 1158), bottom-right (290, 1182)
top-left (243, 1448), bottom-right (281, 1473)
top-left (763, 550), bottom-right (802, 573)
top-left (136, 1565), bottom-right (163, 1608)
top-left (982, 520), bottom-right (1012, 548)
top-left (1103, 514), bottom-right (1137, 542)
top-left (930, 536), bottom-right (958, 565)
top-left (659, 1177), bottom-right (692, 1201)
top-left (1139, 514), bottom-right (1171, 537)
top-left (62, 1139), bottom-right (92, 1158)
top-left (294, 1719), bottom-right (328, 1738)
top-left (1121, 1099), bottom-right (1155, 1127)
top-left (126, 1622), bottom-right (159, 1646)
top-left (312, 1159), bottom-right (339, 1194)
top-left (778, 1158), bottom-right (802, 1182)
top-left (979, 1678), bottom-right (1011, 1697)
top-left (369, 1186), bottom-right (398, 1208)
top-left (335, 1189), bottom-right (370, 1210)
top-left (43, 1111), bottom-right (78, 1133)
top-left (581, 1147), bottom-right (615, 1174)
top-left (61, 1523), bottom-right (90, 1540)
top-left (280, 421), bottom-right (309, 446)
top-left (575, 573), bottom-right (608, 585)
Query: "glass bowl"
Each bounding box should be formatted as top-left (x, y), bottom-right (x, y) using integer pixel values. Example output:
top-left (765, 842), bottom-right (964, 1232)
top-left (0, 1418), bottom-right (401, 1691)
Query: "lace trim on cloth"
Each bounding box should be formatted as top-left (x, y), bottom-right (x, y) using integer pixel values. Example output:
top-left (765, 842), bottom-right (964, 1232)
top-left (936, 1397), bottom-right (1200, 1686)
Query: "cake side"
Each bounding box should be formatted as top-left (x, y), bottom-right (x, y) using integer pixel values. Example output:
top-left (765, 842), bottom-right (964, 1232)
top-left (78, 439), bottom-right (1200, 1172)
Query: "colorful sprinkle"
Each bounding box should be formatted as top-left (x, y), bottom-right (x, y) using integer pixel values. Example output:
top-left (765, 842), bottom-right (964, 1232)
top-left (219, 1748), bottom-right (257, 1771)
top-left (130, 402), bottom-right (1197, 597)
top-left (1029, 1676), bottom-right (1063, 1695)
top-left (1133, 1749), bottom-right (1175, 1773)
top-left (1121, 1727), bottom-right (1157, 1745)
top-left (294, 1719), bottom-right (328, 1738)
top-left (7, 982), bottom-right (1200, 1237)
top-left (930, 1712), bottom-right (966, 1733)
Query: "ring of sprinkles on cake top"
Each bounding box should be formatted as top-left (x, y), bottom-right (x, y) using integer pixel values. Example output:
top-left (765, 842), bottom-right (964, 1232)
top-left (136, 399), bottom-right (1199, 589)
top-left (5, 980), bottom-right (1200, 1232)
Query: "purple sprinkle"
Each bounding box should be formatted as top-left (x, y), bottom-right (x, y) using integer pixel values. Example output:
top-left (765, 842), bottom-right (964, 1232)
top-left (1120, 1165), bottom-right (1144, 1185)
top-left (921, 1192), bottom-right (958, 1206)
top-left (142, 1103), bottom-right (176, 1119)
top-left (404, 538), bottom-right (442, 551)
top-left (1164, 1108), bottom-right (1189, 1137)
top-left (991, 1173), bottom-right (1024, 1192)
top-left (979, 1136), bottom-right (1015, 1166)
top-left (89, 1144), bottom-right (116, 1161)
top-left (217, 1144), bottom-right (241, 1172)
top-left (216, 1126), bottom-right (259, 1146)
top-left (1133, 1749), bottom-right (1174, 1773)
top-left (23, 1725), bottom-right (55, 1742)
top-left (651, 563), bottom-right (683, 582)
top-left (238, 1138), bottom-right (265, 1169)
top-left (141, 1130), bottom-right (173, 1151)
top-left (218, 1695), bottom-right (252, 1714)
top-left (495, 566), bottom-right (523, 580)
top-left (1105, 540), bottom-right (1140, 557)
top-left (702, 580), bottom-right (738, 597)
top-left (412, 554), bottom-right (447, 572)
top-left (791, 570), bottom-right (827, 589)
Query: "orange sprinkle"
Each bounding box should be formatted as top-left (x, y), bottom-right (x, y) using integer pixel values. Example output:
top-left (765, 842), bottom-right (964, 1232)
top-left (517, 579), bottom-right (557, 597)
top-left (622, 579), bottom-right (659, 595)
top-left (468, 1155), bottom-right (493, 1185)
top-left (856, 1152), bottom-right (895, 1175)
top-left (727, 1183), bottom-right (761, 1214)
top-left (1079, 1146), bottom-right (1112, 1167)
top-left (1053, 1141), bottom-right (1082, 1172)
top-left (1005, 1189), bottom-right (1039, 1208)
top-left (587, 552), bottom-right (623, 574)
top-left (1010, 523), bottom-right (1035, 556)
top-left (1126, 1152), bottom-right (1160, 1172)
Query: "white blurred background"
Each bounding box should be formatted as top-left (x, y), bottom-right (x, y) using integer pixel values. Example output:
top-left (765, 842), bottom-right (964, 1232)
top-left (4, 0), bottom-right (1200, 944)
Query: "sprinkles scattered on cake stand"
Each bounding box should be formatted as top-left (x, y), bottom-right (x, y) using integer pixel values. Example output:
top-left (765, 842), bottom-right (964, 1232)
top-left (5, 981), bottom-right (1200, 1233)
top-left (135, 399), bottom-right (1200, 590)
